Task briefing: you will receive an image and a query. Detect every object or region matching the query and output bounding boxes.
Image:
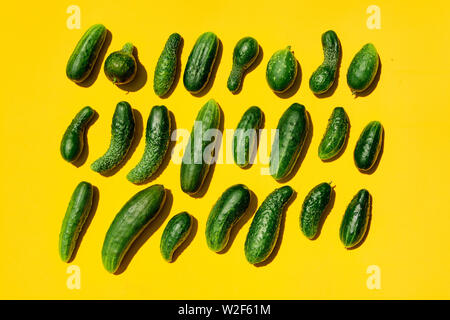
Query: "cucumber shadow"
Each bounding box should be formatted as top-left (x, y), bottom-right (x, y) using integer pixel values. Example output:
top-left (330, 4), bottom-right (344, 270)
top-left (160, 37), bottom-right (184, 99)
top-left (320, 117), bottom-right (351, 163)
top-left (72, 110), bottom-right (99, 168)
top-left (308, 187), bottom-right (335, 240)
top-left (346, 194), bottom-right (373, 250)
top-left (358, 129), bottom-right (384, 175)
top-left (314, 40), bottom-right (342, 99)
top-left (170, 215), bottom-right (198, 263)
top-left (354, 57), bottom-right (382, 98)
top-left (117, 46), bottom-right (148, 92)
top-left (231, 45), bottom-right (264, 95)
top-left (274, 60), bottom-right (301, 99)
top-left (238, 110), bottom-right (266, 170)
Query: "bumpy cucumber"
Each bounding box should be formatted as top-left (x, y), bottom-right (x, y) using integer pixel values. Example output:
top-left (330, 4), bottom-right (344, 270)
top-left (91, 101), bottom-right (135, 174)
top-left (206, 184), bottom-right (251, 252)
top-left (269, 103), bottom-right (309, 180)
top-left (154, 33), bottom-right (182, 97)
top-left (309, 30), bottom-right (341, 94)
top-left (227, 37), bottom-right (259, 93)
top-left (233, 106), bottom-right (263, 168)
top-left (59, 181), bottom-right (94, 262)
top-left (318, 107), bottom-right (349, 160)
top-left (104, 43), bottom-right (137, 85)
top-left (127, 105), bottom-right (171, 184)
top-left (60, 106), bottom-right (95, 162)
top-left (183, 32), bottom-right (219, 93)
top-left (244, 186), bottom-right (294, 264)
top-left (339, 189), bottom-right (371, 248)
top-left (180, 99), bottom-right (221, 194)
top-left (266, 46), bottom-right (298, 93)
top-left (354, 121), bottom-right (383, 171)
top-left (66, 24), bottom-right (107, 83)
top-left (160, 212), bottom-right (193, 262)
top-left (300, 182), bottom-right (332, 239)
top-left (347, 43), bottom-right (379, 94)
top-left (102, 184), bottom-right (166, 273)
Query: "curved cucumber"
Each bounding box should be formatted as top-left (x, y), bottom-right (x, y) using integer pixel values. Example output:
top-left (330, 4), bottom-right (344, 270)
top-left (60, 106), bottom-right (95, 162)
top-left (104, 42), bottom-right (137, 85)
top-left (244, 186), bottom-right (294, 264)
top-left (91, 101), bottom-right (135, 174)
top-left (227, 37), bottom-right (259, 93)
top-left (266, 46), bottom-right (297, 93)
top-left (160, 212), bottom-right (193, 262)
top-left (102, 184), bottom-right (166, 273)
top-left (300, 182), bottom-right (332, 239)
top-left (233, 106), bottom-right (263, 168)
top-left (154, 33), bottom-right (182, 97)
top-left (354, 121), bottom-right (383, 171)
top-left (347, 43), bottom-right (379, 94)
top-left (66, 24), bottom-right (107, 83)
top-left (309, 30), bottom-right (341, 94)
top-left (127, 105), bottom-right (171, 184)
top-left (205, 184), bottom-right (251, 252)
top-left (340, 189), bottom-right (371, 248)
top-left (269, 103), bottom-right (309, 180)
top-left (59, 181), bottom-right (94, 262)
top-left (318, 107), bottom-right (349, 160)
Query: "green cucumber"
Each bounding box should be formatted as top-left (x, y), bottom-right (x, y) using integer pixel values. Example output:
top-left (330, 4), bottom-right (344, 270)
top-left (104, 43), bottom-right (137, 85)
top-left (102, 184), bottom-right (166, 273)
top-left (227, 37), bottom-right (259, 93)
top-left (340, 189), bottom-right (371, 248)
top-left (354, 121), bottom-right (383, 171)
top-left (154, 33), bottom-right (182, 97)
top-left (244, 186), bottom-right (294, 264)
top-left (183, 32), bottom-right (219, 93)
top-left (91, 101), bottom-right (135, 174)
top-left (60, 106), bottom-right (95, 162)
top-left (59, 181), bottom-right (94, 262)
top-left (160, 212), bottom-right (193, 262)
top-left (309, 30), bottom-right (341, 94)
top-left (318, 107), bottom-right (349, 160)
top-left (347, 43), bottom-right (379, 94)
top-left (66, 24), bottom-right (107, 83)
top-left (266, 46), bottom-right (298, 93)
top-left (205, 184), bottom-right (251, 252)
top-left (127, 105), bottom-right (171, 184)
top-left (180, 99), bottom-right (221, 194)
top-left (300, 182), bottom-right (332, 239)
top-left (269, 103), bottom-right (309, 180)
top-left (233, 106), bottom-right (263, 168)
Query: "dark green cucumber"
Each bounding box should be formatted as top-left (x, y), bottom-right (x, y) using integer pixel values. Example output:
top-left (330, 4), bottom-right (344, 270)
top-left (269, 103), bottom-right (309, 180)
top-left (66, 24), bottom-right (107, 83)
top-left (59, 181), bottom-right (94, 262)
top-left (244, 186), bottom-right (294, 264)
top-left (127, 105), bottom-right (171, 184)
top-left (154, 33), bottom-right (182, 97)
top-left (102, 184), bottom-right (166, 273)
top-left (180, 99), bottom-right (221, 194)
top-left (309, 30), bottom-right (341, 94)
top-left (205, 184), bottom-right (251, 252)
top-left (227, 37), bottom-right (259, 93)
top-left (233, 106), bottom-right (263, 168)
top-left (91, 101), bottom-right (135, 174)
top-left (160, 212), bottom-right (193, 262)
top-left (339, 189), bottom-right (371, 248)
top-left (354, 121), bottom-right (383, 171)
top-left (60, 106), bottom-right (95, 162)
top-left (300, 182), bottom-right (332, 239)
top-left (266, 46), bottom-right (298, 93)
top-left (347, 43), bottom-right (379, 94)
top-left (104, 43), bottom-right (137, 85)
top-left (318, 107), bottom-right (349, 160)
top-left (183, 32), bottom-right (219, 93)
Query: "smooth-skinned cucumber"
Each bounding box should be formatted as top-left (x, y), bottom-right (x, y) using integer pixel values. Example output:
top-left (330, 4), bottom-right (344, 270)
top-left (354, 121), bottom-right (383, 171)
top-left (154, 33), bottom-right (182, 97)
top-left (300, 182), bottom-right (332, 239)
top-left (160, 212), bottom-right (193, 262)
top-left (347, 43), bottom-right (379, 94)
top-left (318, 107), bottom-right (349, 160)
top-left (233, 106), bottom-right (263, 168)
top-left (104, 42), bottom-right (137, 85)
top-left (266, 46), bottom-right (298, 93)
top-left (227, 37), bottom-right (259, 93)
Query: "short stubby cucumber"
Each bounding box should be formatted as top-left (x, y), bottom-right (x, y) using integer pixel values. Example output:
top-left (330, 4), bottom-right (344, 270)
top-left (347, 43), bottom-right (379, 94)
top-left (205, 184), bottom-right (251, 252)
top-left (354, 121), bottom-right (383, 171)
top-left (160, 212), bottom-right (193, 262)
top-left (244, 186), bottom-right (294, 264)
top-left (60, 106), bottom-right (95, 162)
top-left (266, 46), bottom-right (298, 93)
top-left (154, 33), bottom-right (182, 97)
top-left (340, 189), bottom-right (371, 248)
top-left (59, 181), bottom-right (94, 262)
top-left (104, 43), bottom-right (137, 85)
top-left (102, 184), bottom-right (166, 273)
top-left (227, 37), bottom-right (259, 93)
top-left (309, 30), bottom-right (341, 94)
top-left (233, 106), bottom-right (263, 168)
top-left (127, 105), bottom-right (171, 184)
top-left (91, 101), bottom-right (135, 174)
top-left (318, 107), bottom-right (349, 160)
top-left (300, 182), bottom-right (332, 239)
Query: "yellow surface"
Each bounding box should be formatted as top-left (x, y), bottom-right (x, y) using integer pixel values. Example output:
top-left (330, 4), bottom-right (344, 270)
top-left (0, 0), bottom-right (449, 299)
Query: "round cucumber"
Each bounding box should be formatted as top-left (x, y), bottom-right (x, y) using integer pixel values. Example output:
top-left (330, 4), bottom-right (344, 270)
top-left (154, 33), bottom-right (182, 97)
top-left (354, 121), bottom-right (383, 171)
top-left (227, 37), bottom-right (259, 93)
top-left (104, 43), bottom-right (137, 85)
top-left (160, 212), bottom-right (193, 262)
top-left (300, 182), bottom-right (332, 239)
top-left (266, 46), bottom-right (298, 93)
top-left (347, 43), bottom-right (379, 94)
top-left (318, 107), bottom-right (349, 160)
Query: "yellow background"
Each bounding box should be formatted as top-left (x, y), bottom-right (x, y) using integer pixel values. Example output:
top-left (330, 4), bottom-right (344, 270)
top-left (1, 0), bottom-right (449, 299)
